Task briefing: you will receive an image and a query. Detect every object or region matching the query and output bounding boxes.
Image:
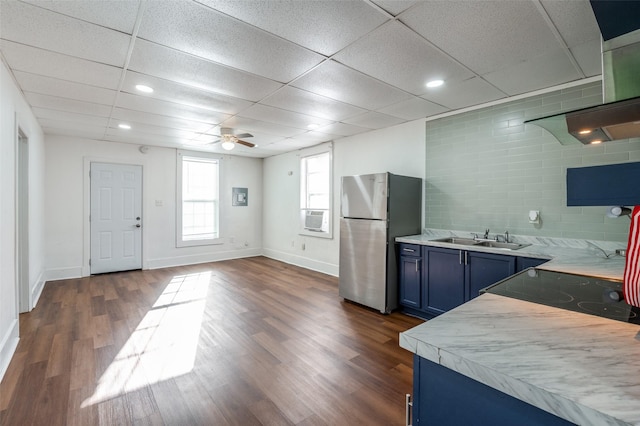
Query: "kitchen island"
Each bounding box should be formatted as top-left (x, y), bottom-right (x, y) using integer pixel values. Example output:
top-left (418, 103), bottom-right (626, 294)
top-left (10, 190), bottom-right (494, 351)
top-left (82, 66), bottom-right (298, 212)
top-left (399, 233), bottom-right (640, 425)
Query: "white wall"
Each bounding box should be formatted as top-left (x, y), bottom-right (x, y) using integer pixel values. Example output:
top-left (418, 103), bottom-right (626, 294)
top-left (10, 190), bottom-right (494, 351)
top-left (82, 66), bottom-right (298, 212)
top-left (0, 59), bottom-right (46, 379)
top-left (262, 120), bottom-right (426, 275)
top-left (44, 136), bottom-right (263, 279)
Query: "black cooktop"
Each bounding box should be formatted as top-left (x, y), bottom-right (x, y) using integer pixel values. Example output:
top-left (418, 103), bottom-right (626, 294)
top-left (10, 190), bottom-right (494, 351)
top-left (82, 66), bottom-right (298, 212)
top-left (481, 268), bottom-right (640, 325)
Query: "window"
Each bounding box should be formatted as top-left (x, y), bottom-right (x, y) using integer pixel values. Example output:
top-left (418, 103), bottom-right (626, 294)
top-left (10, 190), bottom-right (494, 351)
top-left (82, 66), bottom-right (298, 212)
top-left (177, 150), bottom-right (222, 247)
top-left (300, 150), bottom-right (332, 238)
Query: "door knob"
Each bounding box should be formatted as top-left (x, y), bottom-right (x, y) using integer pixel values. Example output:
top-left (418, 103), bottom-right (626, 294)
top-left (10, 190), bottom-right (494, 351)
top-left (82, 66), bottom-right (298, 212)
top-left (136, 217), bottom-right (141, 220)
top-left (136, 224), bottom-right (141, 228)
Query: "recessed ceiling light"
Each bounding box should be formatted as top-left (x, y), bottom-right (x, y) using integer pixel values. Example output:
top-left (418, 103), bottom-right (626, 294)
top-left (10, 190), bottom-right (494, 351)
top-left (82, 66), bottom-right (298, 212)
top-left (590, 140), bottom-right (602, 144)
top-left (118, 123), bottom-right (131, 130)
top-left (135, 84), bottom-right (154, 93)
top-left (426, 79), bottom-right (444, 88)
top-left (578, 129), bottom-right (592, 135)
top-left (307, 123), bottom-right (319, 130)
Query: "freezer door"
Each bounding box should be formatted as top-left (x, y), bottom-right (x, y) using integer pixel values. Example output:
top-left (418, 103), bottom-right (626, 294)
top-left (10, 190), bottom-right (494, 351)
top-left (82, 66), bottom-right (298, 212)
top-left (340, 173), bottom-right (388, 220)
top-left (339, 218), bottom-right (388, 313)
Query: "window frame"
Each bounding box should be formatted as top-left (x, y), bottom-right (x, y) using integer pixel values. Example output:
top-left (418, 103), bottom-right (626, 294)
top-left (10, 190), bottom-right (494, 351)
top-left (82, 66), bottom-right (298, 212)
top-left (299, 148), bottom-right (333, 239)
top-left (176, 149), bottom-right (224, 247)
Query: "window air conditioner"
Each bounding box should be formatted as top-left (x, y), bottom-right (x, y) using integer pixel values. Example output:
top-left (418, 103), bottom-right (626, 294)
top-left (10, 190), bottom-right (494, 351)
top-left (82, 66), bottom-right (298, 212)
top-left (304, 210), bottom-right (326, 231)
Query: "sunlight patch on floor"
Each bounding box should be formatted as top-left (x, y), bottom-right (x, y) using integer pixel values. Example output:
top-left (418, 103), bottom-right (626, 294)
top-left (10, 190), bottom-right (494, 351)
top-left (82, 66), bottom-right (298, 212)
top-left (82, 271), bottom-right (210, 407)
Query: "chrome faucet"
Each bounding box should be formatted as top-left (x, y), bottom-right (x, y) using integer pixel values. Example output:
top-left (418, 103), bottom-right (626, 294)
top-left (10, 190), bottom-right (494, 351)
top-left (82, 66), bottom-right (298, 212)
top-left (484, 229), bottom-right (490, 239)
top-left (496, 231), bottom-right (510, 243)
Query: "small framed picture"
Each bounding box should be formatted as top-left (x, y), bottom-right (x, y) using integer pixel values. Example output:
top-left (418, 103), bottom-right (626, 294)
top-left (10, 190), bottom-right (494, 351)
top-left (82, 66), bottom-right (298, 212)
top-left (232, 187), bottom-right (248, 206)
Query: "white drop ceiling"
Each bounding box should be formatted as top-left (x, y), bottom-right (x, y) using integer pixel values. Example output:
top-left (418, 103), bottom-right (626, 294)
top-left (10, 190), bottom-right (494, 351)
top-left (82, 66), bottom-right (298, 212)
top-left (0, 0), bottom-right (602, 158)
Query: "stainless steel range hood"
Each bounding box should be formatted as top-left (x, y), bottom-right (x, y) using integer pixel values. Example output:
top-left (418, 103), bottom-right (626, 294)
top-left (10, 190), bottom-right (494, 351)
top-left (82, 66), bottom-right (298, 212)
top-left (525, 4), bottom-right (640, 146)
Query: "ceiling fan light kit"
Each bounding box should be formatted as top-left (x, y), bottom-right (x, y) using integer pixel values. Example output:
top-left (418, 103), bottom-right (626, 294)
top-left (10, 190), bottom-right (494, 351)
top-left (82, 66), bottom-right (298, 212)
top-left (213, 127), bottom-right (256, 151)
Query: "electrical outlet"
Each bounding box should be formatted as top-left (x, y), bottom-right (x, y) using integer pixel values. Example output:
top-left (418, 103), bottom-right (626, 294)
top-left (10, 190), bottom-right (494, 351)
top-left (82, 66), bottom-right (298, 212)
top-left (301, 243), bottom-right (305, 251)
top-left (229, 236), bottom-right (235, 244)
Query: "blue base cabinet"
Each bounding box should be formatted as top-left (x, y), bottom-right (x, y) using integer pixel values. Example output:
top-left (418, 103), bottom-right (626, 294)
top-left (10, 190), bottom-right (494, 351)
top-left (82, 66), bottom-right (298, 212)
top-left (412, 355), bottom-right (575, 425)
top-left (399, 244), bottom-right (422, 308)
top-left (414, 246), bottom-right (516, 318)
top-left (516, 256), bottom-right (548, 272)
top-left (398, 244), bottom-right (549, 319)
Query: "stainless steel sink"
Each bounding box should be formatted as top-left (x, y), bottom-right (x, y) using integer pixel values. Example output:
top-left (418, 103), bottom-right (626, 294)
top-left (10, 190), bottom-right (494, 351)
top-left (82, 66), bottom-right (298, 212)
top-left (432, 237), bottom-right (481, 246)
top-left (477, 241), bottom-right (530, 250)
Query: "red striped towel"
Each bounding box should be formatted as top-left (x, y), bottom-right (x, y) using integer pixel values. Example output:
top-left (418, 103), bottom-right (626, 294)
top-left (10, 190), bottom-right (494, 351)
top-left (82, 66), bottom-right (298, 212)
top-left (624, 206), bottom-right (640, 307)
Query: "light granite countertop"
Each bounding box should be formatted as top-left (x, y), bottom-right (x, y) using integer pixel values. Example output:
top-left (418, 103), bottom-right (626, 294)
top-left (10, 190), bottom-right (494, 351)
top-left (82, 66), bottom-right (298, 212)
top-left (398, 231), bottom-right (639, 425)
top-left (396, 230), bottom-right (627, 280)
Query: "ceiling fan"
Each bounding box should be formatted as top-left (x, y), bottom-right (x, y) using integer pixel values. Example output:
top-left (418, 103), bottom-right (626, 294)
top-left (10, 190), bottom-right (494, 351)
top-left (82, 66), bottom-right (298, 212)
top-left (213, 127), bottom-right (255, 150)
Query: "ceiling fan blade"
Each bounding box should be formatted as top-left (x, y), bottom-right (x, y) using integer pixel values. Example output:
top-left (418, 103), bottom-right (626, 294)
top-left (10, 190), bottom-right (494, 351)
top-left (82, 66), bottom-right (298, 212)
top-left (236, 139), bottom-right (256, 148)
top-left (235, 133), bottom-right (253, 139)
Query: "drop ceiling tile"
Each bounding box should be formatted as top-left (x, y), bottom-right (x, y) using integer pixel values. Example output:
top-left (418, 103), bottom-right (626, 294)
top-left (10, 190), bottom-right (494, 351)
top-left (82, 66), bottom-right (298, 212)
top-left (285, 131), bottom-right (334, 145)
top-left (14, 71), bottom-right (117, 105)
top-left (43, 127), bottom-right (106, 140)
top-left (334, 21), bottom-right (473, 96)
top-left (265, 138), bottom-right (321, 151)
top-left (569, 39), bottom-right (603, 78)
top-left (238, 104), bottom-right (333, 130)
top-left (116, 92), bottom-right (230, 125)
top-left (483, 49), bottom-right (583, 96)
top-left (292, 60), bottom-right (412, 110)
top-left (107, 121), bottom-right (201, 140)
top-left (422, 77), bottom-right (507, 110)
top-left (198, 0), bottom-right (388, 56)
top-left (0, 41), bottom-right (122, 89)
top-left (22, 0), bottom-right (140, 34)
top-left (261, 86), bottom-right (366, 121)
top-left (540, 0), bottom-right (601, 48)
top-left (1, 1), bottom-right (131, 67)
top-left (24, 92), bottom-right (113, 117)
top-left (370, 0), bottom-right (418, 16)
top-left (137, 1), bottom-right (324, 82)
top-left (38, 118), bottom-right (107, 134)
top-left (32, 108), bottom-right (110, 127)
top-left (122, 71), bottom-right (253, 115)
top-left (110, 108), bottom-right (215, 133)
top-left (314, 122), bottom-right (370, 137)
top-left (342, 111), bottom-right (407, 130)
top-left (105, 130), bottom-right (189, 147)
top-left (377, 97), bottom-right (449, 120)
top-left (221, 116), bottom-right (305, 138)
top-left (128, 39), bottom-right (282, 102)
top-left (401, 1), bottom-right (561, 75)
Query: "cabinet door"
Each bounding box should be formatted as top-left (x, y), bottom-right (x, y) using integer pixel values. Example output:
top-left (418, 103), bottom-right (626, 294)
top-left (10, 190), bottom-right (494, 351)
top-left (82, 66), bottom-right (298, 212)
top-left (516, 256), bottom-right (548, 272)
top-left (424, 247), bottom-right (465, 315)
top-left (399, 256), bottom-right (421, 308)
top-left (467, 251), bottom-right (516, 300)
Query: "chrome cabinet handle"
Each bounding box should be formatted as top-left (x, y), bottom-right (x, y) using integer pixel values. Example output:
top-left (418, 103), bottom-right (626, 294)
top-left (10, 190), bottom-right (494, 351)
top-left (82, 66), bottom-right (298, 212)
top-left (403, 248), bottom-right (415, 252)
top-left (415, 259), bottom-right (419, 272)
top-left (405, 394), bottom-right (413, 426)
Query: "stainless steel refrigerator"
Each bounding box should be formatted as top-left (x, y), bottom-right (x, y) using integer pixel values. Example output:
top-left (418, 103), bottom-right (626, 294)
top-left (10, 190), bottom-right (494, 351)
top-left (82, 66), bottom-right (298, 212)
top-left (339, 172), bottom-right (422, 313)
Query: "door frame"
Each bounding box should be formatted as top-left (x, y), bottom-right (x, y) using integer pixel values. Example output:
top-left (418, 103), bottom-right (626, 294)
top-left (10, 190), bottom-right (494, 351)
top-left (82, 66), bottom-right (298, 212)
top-left (15, 122), bottom-right (30, 312)
top-left (83, 156), bottom-right (148, 277)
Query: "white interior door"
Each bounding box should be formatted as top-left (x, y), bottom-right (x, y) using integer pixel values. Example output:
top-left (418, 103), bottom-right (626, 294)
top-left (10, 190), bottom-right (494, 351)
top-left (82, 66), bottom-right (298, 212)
top-left (90, 162), bottom-right (142, 274)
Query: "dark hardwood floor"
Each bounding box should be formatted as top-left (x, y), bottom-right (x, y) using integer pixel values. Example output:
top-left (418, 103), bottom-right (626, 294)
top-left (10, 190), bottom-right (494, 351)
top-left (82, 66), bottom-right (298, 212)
top-left (0, 256), bottom-right (424, 425)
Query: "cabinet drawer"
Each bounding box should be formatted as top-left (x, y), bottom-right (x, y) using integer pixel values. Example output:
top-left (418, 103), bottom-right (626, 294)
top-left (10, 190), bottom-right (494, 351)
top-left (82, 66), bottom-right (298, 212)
top-left (399, 243), bottom-right (421, 257)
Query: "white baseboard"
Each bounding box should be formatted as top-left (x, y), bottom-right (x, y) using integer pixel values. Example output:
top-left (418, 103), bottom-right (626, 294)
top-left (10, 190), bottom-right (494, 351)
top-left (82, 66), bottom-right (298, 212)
top-left (44, 266), bottom-right (83, 282)
top-left (31, 270), bottom-right (46, 309)
top-left (145, 248), bottom-right (263, 270)
top-left (0, 319), bottom-right (19, 383)
top-left (262, 248), bottom-right (338, 277)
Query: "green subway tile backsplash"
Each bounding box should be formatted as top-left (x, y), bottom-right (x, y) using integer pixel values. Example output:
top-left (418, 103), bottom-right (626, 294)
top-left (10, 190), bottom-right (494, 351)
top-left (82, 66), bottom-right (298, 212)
top-left (425, 81), bottom-right (640, 242)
